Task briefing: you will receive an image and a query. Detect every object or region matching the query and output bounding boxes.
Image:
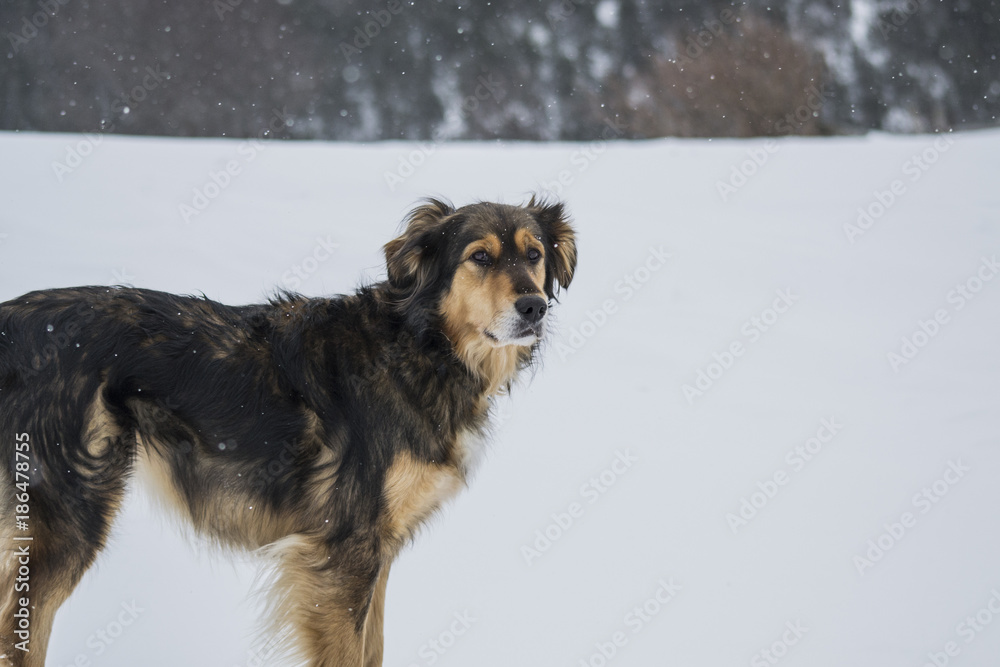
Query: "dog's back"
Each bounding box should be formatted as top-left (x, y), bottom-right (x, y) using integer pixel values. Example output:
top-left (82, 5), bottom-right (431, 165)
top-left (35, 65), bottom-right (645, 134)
top-left (0, 287), bottom-right (333, 665)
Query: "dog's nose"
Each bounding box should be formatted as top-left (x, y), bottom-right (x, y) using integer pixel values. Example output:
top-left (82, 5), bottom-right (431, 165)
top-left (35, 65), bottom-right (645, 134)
top-left (515, 296), bottom-right (547, 324)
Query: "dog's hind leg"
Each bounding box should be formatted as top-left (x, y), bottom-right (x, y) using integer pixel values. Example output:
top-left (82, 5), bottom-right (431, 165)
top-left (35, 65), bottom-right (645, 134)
top-left (0, 460), bottom-right (131, 665)
top-left (0, 529), bottom-right (108, 667)
top-left (1, 404), bottom-right (133, 666)
top-left (0, 512), bottom-right (26, 667)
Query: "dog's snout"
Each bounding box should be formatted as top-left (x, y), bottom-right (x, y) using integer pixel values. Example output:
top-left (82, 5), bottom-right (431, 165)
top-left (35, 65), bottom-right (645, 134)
top-left (515, 296), bottom-right (547, 324)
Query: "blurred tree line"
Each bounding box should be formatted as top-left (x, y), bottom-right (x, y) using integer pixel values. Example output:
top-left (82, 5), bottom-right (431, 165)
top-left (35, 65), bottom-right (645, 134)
top-left (1, 0), bottom-right (998, 140)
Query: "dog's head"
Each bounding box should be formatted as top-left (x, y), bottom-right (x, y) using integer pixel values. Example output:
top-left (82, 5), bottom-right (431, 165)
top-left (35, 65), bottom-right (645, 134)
top-left (384, 198), bottom-right (576, 389)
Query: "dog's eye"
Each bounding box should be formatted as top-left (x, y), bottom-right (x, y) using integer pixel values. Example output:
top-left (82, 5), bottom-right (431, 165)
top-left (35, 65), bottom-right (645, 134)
top-left (527, 248), bottom-right (542, 263)
top-left (470, 250), bottom-right (491, 265)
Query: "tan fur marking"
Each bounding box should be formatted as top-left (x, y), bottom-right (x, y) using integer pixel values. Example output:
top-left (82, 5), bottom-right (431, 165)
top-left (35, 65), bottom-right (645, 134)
top-left (514, 227), bottom-right (544, 258)
top-left (136, 438), bottom-right (302, 550)
top-left (439, 264), bottom-right (527, 395)
top-left (465, 234), bottom-right (502, 259)
top-left (134, 434), bottom-right (191, 523)
top-left (257, 534), bottom-right (377, 667)
top-left (302, 421), bottom-right (342, 512)
top-left (81, 383), bottom-right (121, 462)
top-left (362, 567), bottom-right (390, 667)
top-left (382, 451), bottom-right (463, 543)
top-left (455, 331), bottom-right (524, 397)
top-left (517, 229), bottom-right (548, 292)
top-left (528, 266), bottom-right (546, 293)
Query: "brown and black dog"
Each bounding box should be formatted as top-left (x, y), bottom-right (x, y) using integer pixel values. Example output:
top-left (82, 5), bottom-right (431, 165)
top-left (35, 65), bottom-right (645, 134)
top-left (0, 198), bottom-right (576, 666)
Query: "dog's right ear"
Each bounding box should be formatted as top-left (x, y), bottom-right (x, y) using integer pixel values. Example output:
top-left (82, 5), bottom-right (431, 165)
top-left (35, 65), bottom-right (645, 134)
top-left (528, 197), bottom-right (577, 299)
top-left (384, 198), bottom-right (455, 291)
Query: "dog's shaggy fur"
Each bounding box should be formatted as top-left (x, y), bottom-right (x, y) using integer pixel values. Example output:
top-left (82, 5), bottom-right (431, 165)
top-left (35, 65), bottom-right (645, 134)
top-left (0, 198), bottom-right (576, 666)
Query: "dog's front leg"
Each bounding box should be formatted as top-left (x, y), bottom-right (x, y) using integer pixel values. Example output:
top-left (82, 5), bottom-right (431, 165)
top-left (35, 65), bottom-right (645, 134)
top-left (269, 535), bottom-right (382, 667)
top-left (361, 565), bottom-right (390, 667)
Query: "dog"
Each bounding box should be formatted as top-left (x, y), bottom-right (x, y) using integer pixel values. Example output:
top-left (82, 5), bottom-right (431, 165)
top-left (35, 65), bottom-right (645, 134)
top-left (0, 198), bottom-right (576, 667)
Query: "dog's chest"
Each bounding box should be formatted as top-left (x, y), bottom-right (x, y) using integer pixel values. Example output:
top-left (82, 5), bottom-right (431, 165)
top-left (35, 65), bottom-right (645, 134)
top-left (380, 429), bottom-right (487, 541)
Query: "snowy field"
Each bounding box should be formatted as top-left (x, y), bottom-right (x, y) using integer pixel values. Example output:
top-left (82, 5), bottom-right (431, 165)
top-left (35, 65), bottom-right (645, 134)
top-left (1, 128), bottom-right (999, 667)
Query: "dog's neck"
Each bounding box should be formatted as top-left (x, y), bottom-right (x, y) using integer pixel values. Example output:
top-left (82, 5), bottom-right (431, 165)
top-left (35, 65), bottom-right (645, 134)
top-left (430, 298), bottom-right (534, 398)
top-left (447, 332), bottom-right (531, 398)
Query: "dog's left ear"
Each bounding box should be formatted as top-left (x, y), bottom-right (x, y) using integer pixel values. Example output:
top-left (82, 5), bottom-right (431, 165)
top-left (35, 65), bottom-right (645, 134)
top-left (531, 199), bottom-right (577, 298)
top-left (384, 199), bottom-right (459, 338)
top-left (384, 199), bottom-right (455, 292)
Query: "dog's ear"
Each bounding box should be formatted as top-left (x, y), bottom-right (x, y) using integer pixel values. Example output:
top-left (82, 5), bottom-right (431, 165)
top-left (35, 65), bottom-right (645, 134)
top-left (384, 199), bottom-right (455, 291)
top-left (530, 198), bottom-right (577, 298)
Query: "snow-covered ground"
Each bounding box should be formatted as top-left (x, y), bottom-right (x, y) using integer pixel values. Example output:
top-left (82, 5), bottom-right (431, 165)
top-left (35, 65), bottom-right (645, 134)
top-left (1, 129), bottom-right (998, 667)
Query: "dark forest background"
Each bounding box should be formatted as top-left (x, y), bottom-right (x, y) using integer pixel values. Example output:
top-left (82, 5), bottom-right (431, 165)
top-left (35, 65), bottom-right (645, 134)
top-left (2, 0), bottom-right (999, 140)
